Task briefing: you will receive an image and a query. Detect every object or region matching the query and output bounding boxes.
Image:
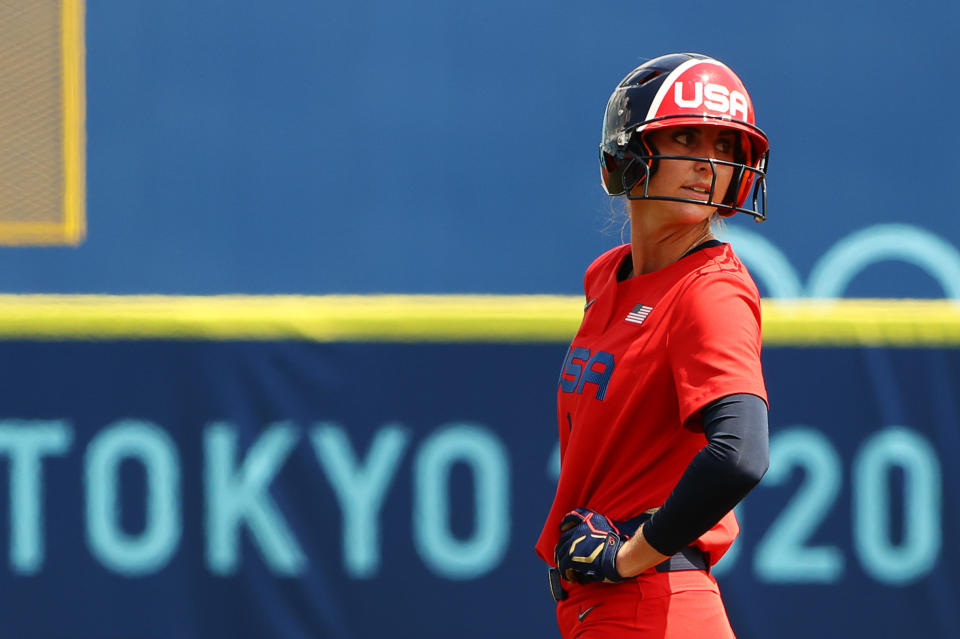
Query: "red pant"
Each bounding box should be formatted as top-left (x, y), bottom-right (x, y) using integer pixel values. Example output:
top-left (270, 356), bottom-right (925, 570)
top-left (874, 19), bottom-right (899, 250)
top-left (555, 570), bottom-right (735, 638)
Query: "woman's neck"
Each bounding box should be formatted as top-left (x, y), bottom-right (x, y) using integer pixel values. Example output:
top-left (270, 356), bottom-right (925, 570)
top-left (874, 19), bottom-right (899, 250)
top-left (628, 220), bottom-right (714, 277)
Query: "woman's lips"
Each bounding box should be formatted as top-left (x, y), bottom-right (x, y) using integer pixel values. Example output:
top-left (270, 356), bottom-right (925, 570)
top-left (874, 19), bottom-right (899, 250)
top-left (683, 185), bottom-right (712, 200)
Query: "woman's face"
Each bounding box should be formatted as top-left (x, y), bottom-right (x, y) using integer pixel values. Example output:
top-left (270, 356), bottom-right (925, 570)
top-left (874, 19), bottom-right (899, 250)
top-left (629, 125), bottom-right (737, 226)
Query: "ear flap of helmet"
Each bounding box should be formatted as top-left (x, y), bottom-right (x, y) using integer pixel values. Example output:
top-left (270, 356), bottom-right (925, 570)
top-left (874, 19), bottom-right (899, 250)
top-left (599, 147), bottom-right (626, 195)
top-left (600, 133), bottom-right (658, 197)
top-left (626, 136), bottom-right (657, 196)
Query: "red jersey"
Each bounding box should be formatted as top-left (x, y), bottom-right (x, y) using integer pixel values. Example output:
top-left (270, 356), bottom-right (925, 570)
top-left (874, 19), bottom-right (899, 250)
top-left (535, 242), bottom-right (767, 566)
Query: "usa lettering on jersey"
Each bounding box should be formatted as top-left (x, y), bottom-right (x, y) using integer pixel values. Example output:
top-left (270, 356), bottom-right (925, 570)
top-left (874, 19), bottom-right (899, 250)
top-left (558, 347), bottom-right (615, 400)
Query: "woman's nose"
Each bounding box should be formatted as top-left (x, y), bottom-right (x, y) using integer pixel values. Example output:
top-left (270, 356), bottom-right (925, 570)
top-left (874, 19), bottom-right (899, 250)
top-left (694, 152), bottom-right (717, 169)
top-left (692, 140), bottom-right (720, 159)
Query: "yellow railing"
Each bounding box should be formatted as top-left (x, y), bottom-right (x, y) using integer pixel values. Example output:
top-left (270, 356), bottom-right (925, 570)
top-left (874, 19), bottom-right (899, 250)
top-left (0, 295), bottom-right (956, 345)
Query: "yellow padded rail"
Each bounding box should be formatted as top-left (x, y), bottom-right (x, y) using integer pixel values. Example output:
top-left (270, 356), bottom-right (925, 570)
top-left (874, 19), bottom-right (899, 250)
top-left (0, 295), bottom-right (957, 346)
top-left (761, 299), bottom-right (960, 346)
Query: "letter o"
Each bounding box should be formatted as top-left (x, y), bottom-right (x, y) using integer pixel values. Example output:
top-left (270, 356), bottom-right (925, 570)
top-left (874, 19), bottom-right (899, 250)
top-left (413, 423), bottom-right (510, 580)
top-left (85, 420), bottom-right (182, 575)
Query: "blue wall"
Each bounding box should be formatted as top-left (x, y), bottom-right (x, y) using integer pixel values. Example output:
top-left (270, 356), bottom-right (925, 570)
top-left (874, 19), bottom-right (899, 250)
top-left (2, 0), bottom-right (960, 297)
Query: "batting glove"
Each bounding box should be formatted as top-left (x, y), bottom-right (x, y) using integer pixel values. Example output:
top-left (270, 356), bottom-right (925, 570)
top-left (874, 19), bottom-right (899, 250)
top-left (554, 508), bottom-right (627, 583)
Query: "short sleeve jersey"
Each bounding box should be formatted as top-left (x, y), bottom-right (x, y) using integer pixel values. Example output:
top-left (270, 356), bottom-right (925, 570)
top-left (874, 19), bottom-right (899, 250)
top-left (535, 242), bottom-right (767, 565)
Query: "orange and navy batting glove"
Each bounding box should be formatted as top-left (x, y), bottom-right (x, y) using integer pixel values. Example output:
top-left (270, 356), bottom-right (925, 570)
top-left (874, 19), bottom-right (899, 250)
top-left (554, 508), bottom-right (627, 583)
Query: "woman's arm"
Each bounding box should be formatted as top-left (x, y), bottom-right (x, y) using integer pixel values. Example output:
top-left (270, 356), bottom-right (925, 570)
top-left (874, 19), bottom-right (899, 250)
top-left (616, 393), bottom-right (769, 576)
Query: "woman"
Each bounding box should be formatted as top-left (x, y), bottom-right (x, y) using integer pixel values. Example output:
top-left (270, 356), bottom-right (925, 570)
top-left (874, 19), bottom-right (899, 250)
top-left (535, 53), bottom-right (771, 638)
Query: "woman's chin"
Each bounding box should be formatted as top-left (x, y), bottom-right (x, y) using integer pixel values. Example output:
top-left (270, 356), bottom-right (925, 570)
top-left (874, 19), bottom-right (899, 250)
top-left (662, 202), bottom-right (716, 226)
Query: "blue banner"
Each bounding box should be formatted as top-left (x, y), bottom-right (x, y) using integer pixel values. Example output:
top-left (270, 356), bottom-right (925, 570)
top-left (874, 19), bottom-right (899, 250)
top-left (0, 340), bottom-right (956, 638)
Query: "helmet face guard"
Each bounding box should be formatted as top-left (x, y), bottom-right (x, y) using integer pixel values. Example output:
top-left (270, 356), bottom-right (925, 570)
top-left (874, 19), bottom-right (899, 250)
top-left (599, 54), bottom-right (770, 221)
top-left (617, 153), bottom-right (768, 219)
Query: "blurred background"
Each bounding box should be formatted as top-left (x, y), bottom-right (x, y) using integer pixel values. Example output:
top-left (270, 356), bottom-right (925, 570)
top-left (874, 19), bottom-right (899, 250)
top-left (0, 0), bottom-right (958, 637)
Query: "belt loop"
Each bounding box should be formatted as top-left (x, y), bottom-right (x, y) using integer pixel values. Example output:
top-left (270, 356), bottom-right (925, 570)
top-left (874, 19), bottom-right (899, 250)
top-left (548, 567), bottom-right (568, 602)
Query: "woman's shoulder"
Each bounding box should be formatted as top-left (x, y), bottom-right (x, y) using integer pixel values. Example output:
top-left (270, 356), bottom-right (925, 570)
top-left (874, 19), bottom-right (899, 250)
top-left (582, 243), bottom-right (631, 293)
top-left (691, 243), bottom-right (758, 290)
top-left (671, 243), bottom-right (762, 313)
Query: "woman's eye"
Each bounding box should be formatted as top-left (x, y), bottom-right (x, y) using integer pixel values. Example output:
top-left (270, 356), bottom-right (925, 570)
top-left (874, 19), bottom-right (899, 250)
top-left (673, 132), bottom-right (692, 145)
top-left (716, 140), bottom-right (733, 154)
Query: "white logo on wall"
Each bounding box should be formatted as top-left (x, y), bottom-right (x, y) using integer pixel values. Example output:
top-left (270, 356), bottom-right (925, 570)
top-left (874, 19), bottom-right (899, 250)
top-left (718, 223), bottom-right (960, 299)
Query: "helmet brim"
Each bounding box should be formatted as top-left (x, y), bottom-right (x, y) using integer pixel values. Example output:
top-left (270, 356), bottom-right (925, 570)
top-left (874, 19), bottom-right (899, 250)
top-left (638, 114), bottom-right (769, 165)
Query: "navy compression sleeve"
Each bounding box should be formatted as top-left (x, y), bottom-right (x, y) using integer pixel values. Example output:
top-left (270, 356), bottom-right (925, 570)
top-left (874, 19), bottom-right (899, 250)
top-left (641, 393), bottom-right (770, 557)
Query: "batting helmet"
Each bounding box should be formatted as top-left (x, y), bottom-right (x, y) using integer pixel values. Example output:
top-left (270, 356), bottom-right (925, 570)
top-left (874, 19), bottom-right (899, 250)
top-left (599, 53), bottom-right (769, 220)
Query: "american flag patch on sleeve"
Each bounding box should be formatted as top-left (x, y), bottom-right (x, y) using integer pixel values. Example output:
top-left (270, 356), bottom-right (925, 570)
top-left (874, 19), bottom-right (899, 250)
top-left (625, 304), bottom-right (653, 325)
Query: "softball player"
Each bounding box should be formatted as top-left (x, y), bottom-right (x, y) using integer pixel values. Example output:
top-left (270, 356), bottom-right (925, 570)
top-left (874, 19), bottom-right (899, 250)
top-left (536, 53), bottom-right (771, 638)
